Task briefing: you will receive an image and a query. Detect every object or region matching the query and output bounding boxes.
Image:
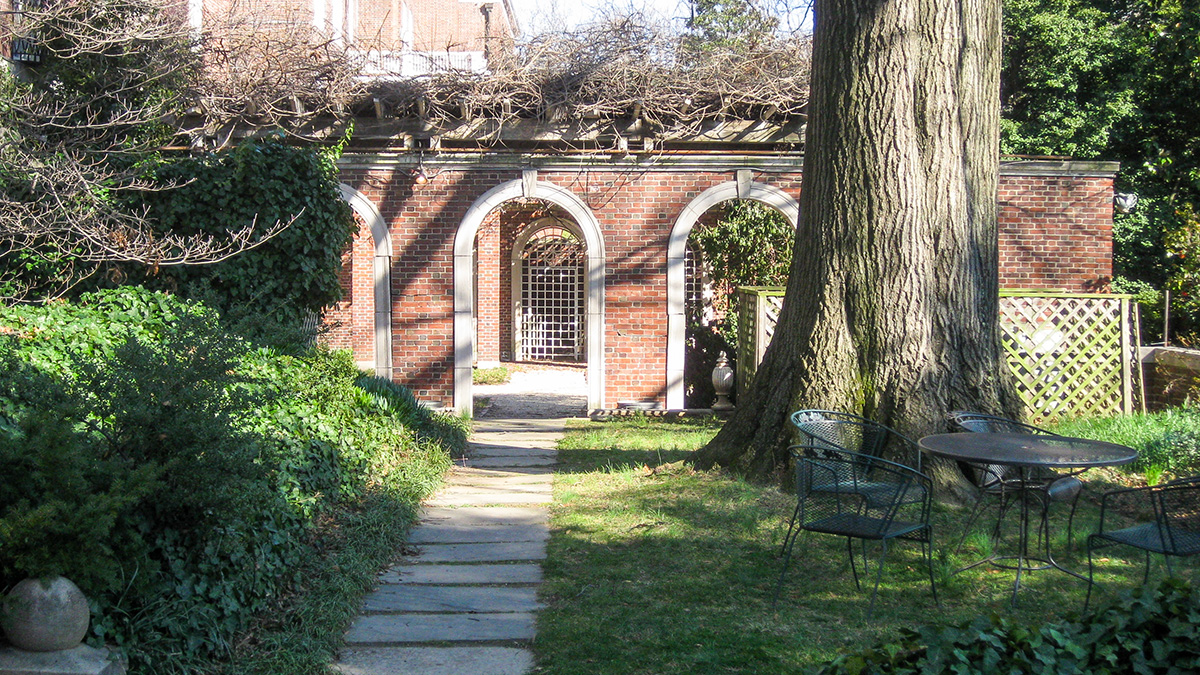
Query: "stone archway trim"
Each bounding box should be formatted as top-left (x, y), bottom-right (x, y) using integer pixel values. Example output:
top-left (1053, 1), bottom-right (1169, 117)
top-left (339, 184), bottom-right (394, 379)
top-left (665, 181), bottom-right (799, 410)
top-left (453, 178), bottom-right (606, 416)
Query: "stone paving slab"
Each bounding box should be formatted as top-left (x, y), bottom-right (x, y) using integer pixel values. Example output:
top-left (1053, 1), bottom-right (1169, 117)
top-left (427, 490), bottom-right (551, 507)
top-left (363, 585), bottom-right (541, 613)
top-left (418, 506), bottom-right (549, 527)
top-left (379, 563), bottom-right (543, 585)
top-left (461, 456), bottom-right (556, 468)
top-left (439, 481), bottom-right (551, 496)
top-left (472, 431), bottom-right (563, 442)
top-left (411, 541), bottom-right (547, 563)
top-left (407, 524), bottom-right (548, 544)
top-left (446, 472), bottom-right (552, 486)
top-left (451, 466), bottom-right (554, 477)
top-left (446, 470), bottom-right (549, 485)
top-left (345, 613), bottom-right (537, 643)
top-left (467, 443), bottom-right (556, 457)
top-left (336, 647), bottom-right (533, 675)
top-left (472, 423), bottom-right (570, 435)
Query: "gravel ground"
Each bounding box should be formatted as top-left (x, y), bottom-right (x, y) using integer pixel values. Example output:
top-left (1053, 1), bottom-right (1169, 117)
top-left (473, 365), bottom-right (587, 419)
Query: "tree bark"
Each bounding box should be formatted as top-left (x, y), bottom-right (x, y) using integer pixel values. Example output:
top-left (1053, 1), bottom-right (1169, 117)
top-left (691, 0), bottom-right (1021, 496)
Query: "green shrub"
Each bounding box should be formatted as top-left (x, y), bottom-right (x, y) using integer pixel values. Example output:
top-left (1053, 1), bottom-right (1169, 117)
top-left (103, 137), bottom-right (357, 342)
top-left (815, 578), bottom-right (1200, 674)
top-left (356, 374), bottom-right (470, 454)
top-left (1051, 407), bottom-right (1200, 476)
top-left (0, 287), bottom-right (455, 673)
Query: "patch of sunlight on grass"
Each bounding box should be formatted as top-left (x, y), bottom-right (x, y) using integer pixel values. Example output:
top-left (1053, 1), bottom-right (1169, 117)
top-left (536, 417), bottom-right (1200, 674)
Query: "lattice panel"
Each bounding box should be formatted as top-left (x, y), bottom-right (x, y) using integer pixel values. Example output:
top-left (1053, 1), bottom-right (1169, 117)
top-left (737, 291), bottom-right (758, 397)
top-left (519, 233), bottom-right (585, 362)
top-left (738, 290), bottom-right (1141, 420)
top-left (999, 295), bottom-right (1138, 421)
top-left (736, 287), bottom-right (786, 397)
top-left (762, 295), bottom-right (783, 345)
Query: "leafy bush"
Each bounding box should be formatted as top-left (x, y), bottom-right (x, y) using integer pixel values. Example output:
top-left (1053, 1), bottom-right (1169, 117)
top-left (815, 578), bottom-right (1200, 674)
top-left (0, 287), bottom-right (457, 673)
top-left (473, 366), bottom-right (511, 385)
top-left (105, 137), bottom-right (357, 342)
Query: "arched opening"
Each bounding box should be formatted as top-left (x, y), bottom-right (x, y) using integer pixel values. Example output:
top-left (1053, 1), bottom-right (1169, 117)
top-left (666, 181), bottom-right (799, 409)
top-left (454, 178), bottom-right (605, 417)
top-left (511, 216), bottom-right (587, 363)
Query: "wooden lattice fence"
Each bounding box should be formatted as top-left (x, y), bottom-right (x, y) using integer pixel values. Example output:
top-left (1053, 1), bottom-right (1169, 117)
top-left (999, 292), bottom-right (1142, 421)
top-left (735, 287), bottom-right (786, 398)
top-left (736, 289), bottom-right (1143, 420)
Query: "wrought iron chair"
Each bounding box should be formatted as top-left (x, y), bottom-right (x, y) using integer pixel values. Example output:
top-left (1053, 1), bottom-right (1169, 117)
top-left (1086, 476), bottom-right (1200, 610)
top-left (773, 449), bottom-right (937, 617)
top-left (783, 411), bottom-right (926, 555)
top-left (947, 411), bottom-right (1084, 549)
top-left (791, 410), bottom-right (923, 471)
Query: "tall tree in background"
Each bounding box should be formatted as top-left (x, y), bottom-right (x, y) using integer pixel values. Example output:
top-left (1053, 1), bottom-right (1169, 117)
top-left (999, 0), bottom-right (1200, 340)
top-left (685, 0), bottom-right (779, 49)
top-left (692, 0), bottom-right (1017, 489)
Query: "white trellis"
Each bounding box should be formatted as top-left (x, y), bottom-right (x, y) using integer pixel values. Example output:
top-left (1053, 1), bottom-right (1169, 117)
top-left (736, 289), bottom-right (1143, 420)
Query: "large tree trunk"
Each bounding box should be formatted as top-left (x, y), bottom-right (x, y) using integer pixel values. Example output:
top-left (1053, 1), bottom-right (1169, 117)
top-left (691, 0), bottom-right (1020, 495)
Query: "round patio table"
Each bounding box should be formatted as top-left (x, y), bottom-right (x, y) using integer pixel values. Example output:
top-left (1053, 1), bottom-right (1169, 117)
top-left (919, 432), bottom-right (1138, 605)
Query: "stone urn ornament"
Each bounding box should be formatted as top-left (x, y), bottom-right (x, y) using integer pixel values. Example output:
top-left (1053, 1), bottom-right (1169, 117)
top-left (1, 576), bottom-right (90, 651)
top-left (711, 351), bottom-right (735, 412)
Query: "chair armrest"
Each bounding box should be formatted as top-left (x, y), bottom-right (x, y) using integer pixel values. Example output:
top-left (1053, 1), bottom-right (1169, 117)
top-left (1096, 483), bottom-right (1156, 532)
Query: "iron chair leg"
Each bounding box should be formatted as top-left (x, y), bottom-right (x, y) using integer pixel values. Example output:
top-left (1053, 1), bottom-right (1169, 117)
top-left (921, 535), bottom-right (940, 609)
top-left (866, 540), bottom-right (891, 618)
top-left (780, 502), bottom-right (802, 557)
top-left (1085, 537), bottom-right (1099, 611)
top-left (771, 521), bottom-right (804, 611)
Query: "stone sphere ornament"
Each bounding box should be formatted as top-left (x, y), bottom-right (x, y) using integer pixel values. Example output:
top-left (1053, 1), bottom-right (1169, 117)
top-left (1, 576), bottom-right (90, 651)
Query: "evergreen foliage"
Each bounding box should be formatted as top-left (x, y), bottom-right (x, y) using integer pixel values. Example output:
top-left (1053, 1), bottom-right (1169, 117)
top-left (815, 578), bottom-right (1200, 674)
top-left (106, 137), bottom-right (357, 338)
top-left (0, 288), bottom-right (461, 673)
top-left (1001, 0), bottom-right (1200, 341)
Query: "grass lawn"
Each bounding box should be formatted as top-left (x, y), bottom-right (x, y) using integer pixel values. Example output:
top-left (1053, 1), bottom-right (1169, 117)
top-left (534, 416), bottom-right (1200, 674)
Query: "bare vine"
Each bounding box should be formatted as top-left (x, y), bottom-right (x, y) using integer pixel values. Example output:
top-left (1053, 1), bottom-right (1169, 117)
top-left (368, 17), bottom-right (812, 138)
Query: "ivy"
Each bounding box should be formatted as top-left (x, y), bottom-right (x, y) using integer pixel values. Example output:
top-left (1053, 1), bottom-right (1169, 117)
top-left (815, 578), bottom-right (1200, 674)
top-left (110, 137), bottom-right (356, 339)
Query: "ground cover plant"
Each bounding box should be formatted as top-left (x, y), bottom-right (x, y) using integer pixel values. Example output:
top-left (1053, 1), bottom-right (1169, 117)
top-left (536, 416), bottom-right (1200, 674)
top-left (473, 366), bottom-right (512, 385)
top-left (0, 287), bottom-right (465, 674)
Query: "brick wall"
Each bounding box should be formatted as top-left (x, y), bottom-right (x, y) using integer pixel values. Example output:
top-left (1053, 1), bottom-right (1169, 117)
top-left (323, 210), bottom-right (376, 365)
top-left (327, 160), bottom-right (1115, 410)
top-left (998, 173), bottom-right (1114, 291)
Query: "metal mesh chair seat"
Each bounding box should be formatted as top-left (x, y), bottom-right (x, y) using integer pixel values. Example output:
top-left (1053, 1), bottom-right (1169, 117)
top-left (1095, 523), bottom-right (1200, 556)
top-left (804, 513), bottom-right (928, 541)
top-left (1086, 476), bottom-right (1200, 609)
top-left (774, 449), bottom-right (937, 617)
top-left (784, 412), bottom-right (928, 559)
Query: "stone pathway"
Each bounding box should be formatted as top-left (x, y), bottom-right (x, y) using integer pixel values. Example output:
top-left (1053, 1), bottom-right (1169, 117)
top-left (335, 416), bottom-right (565, 675)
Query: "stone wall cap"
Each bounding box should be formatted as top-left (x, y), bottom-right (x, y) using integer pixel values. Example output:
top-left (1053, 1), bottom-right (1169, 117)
top-left (1000, 158), bottom-right (1120, 177)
